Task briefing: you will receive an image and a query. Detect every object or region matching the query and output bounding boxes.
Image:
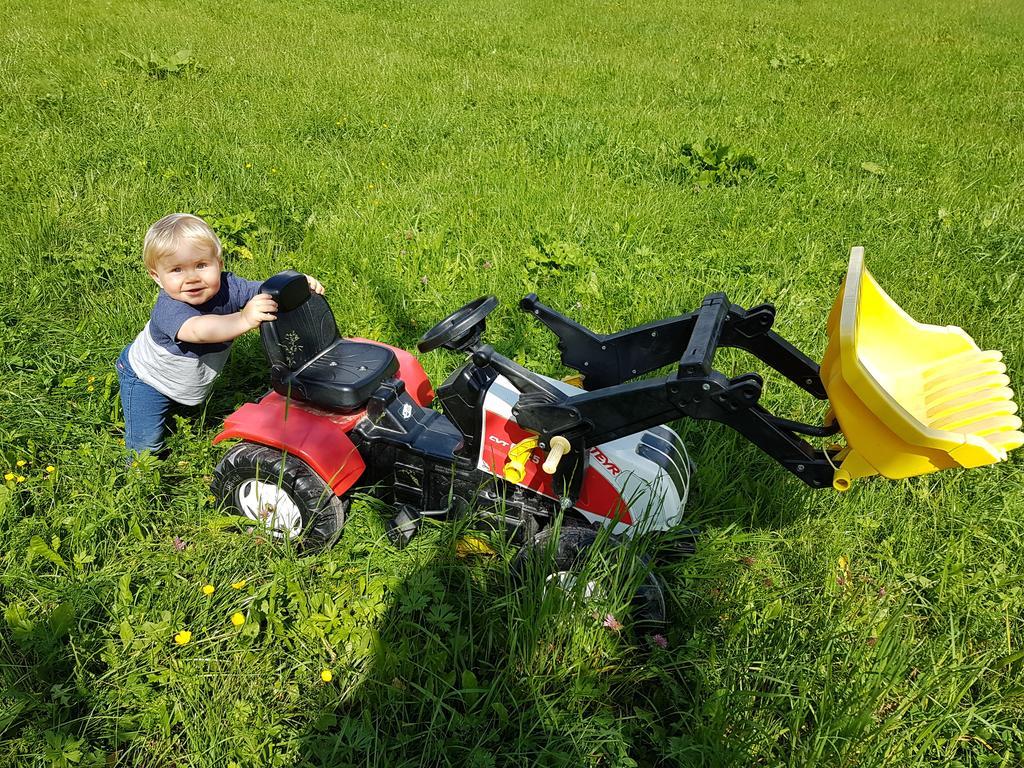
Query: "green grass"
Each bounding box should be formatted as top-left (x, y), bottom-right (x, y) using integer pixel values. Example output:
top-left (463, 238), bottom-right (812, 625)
top-left (2, 0), bottom-right (1024, 765)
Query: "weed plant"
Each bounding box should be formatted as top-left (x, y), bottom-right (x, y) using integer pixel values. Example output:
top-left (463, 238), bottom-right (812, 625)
top-left (1, 0), bottom-right (1023, 765)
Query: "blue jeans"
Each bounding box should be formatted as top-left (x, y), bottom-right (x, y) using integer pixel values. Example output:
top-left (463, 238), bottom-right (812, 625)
top-left (116, 346), bottom-right (179, 456)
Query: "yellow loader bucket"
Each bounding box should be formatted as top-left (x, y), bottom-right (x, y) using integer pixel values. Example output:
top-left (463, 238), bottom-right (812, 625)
top-left (820, 247), bottom-right (1022, 490)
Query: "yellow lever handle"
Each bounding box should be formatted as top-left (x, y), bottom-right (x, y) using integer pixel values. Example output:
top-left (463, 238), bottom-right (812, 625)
top-left (542, 436), bottom-right (571, 475)
top-left (503, 436), bottom-right (539, 483)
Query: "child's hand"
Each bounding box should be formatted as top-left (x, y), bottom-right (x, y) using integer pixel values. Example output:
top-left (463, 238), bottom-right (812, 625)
top-left (305, 275), bottom-right (325, 295)
top-left (241, 293), bottom-right (278, 329)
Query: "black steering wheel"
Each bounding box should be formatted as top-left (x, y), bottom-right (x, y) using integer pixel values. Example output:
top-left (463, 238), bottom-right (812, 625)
top-left (417, 295), bottom-right (498, 353)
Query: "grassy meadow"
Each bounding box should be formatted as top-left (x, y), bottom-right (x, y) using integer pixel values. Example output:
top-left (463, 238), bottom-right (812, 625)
top-left (2, 0), bottom-right (1024, 765)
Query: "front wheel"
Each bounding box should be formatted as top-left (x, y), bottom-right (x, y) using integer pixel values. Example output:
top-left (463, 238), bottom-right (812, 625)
top-left (513, 525), bottom-right (667, 629)
top-left (212, 443), bottom-right (347, 551)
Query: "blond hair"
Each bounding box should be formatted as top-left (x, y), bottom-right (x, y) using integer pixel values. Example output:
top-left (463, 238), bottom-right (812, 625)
top-left (143, 213), bottom-right (222, 271)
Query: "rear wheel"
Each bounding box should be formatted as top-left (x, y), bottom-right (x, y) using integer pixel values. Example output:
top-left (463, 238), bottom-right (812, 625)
top-left (513, 525), bottom-right (666, 628)
top-left (212, 443), bottom-right (347, 551)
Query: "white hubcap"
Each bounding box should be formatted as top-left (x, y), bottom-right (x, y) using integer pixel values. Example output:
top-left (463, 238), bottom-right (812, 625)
top-left (545, 571), bottom-right (599, 601)
top-left (236, 479), bottom-right (303, 537)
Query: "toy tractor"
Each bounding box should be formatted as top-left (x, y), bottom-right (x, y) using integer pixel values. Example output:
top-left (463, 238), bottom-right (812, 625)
top-left (210, 247), bottom-right (1021, 619)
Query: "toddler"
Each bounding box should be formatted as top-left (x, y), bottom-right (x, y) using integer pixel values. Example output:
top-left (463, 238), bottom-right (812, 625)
top-left (116, 213), bottom-right (323, 456)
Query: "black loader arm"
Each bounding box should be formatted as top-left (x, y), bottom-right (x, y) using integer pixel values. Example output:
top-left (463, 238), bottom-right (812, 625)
top-left (514, 292), bottom-right (840, 490)
top-left (519, 293), bottom-right (827, 398)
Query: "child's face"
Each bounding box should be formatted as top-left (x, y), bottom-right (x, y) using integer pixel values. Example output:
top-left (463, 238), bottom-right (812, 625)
top-left (149, 241), bottom-right (222, 305)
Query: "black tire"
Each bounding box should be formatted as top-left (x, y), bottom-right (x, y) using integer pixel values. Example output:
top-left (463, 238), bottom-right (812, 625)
top-left (513, 525), bottom-right (667, 628)
top-left (212, 442), bottom-right (347, 552)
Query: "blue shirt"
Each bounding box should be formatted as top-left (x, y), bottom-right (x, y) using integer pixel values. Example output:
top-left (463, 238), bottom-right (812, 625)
top-left (147, 272), bottom-right (264, 358)
top-left (127, 272), bottom-right (265, 404)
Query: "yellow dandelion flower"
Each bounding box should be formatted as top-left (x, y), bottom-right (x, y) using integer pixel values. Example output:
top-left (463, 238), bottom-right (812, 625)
top-left (321, 669), bottom-right (333, 683)
top-left (15, 476), bottom-right (25, 483)
top-left (3, 473), bottom-right (13, 482)
top-left (231, 612), bottom-right (245, 627)
top-left (174, 630), bottom-right (192, 645)
top-left (87, 386), bottom-right (94, 392)
top-left (87, 376), bottom-right (95, 383)
top-left (271, 167), bottom-right (278, 174)
top-left (201, 584), bottom-right (215, 596)
top-left (245, 162), bottom-right (252, 169)
top-left (16, 460), bottom-right (26, 467)
top-left (46, 465), bottom-right (55, 473)
top-left (231, 580), bottom-right (247, 590)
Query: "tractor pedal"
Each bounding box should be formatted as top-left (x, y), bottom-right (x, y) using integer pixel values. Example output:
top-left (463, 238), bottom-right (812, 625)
top-left (386, 502), bottom-right (460, 549)
top-left (386, 505), bottom-right (422, 549)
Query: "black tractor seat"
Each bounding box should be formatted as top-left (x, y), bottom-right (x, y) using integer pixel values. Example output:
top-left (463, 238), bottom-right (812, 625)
top-left (260, 271), bottom-right (399, 411)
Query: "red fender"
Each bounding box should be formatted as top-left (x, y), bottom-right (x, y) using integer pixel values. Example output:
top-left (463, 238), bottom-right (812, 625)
top-left (213, 393), bottom-right (366, 496)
